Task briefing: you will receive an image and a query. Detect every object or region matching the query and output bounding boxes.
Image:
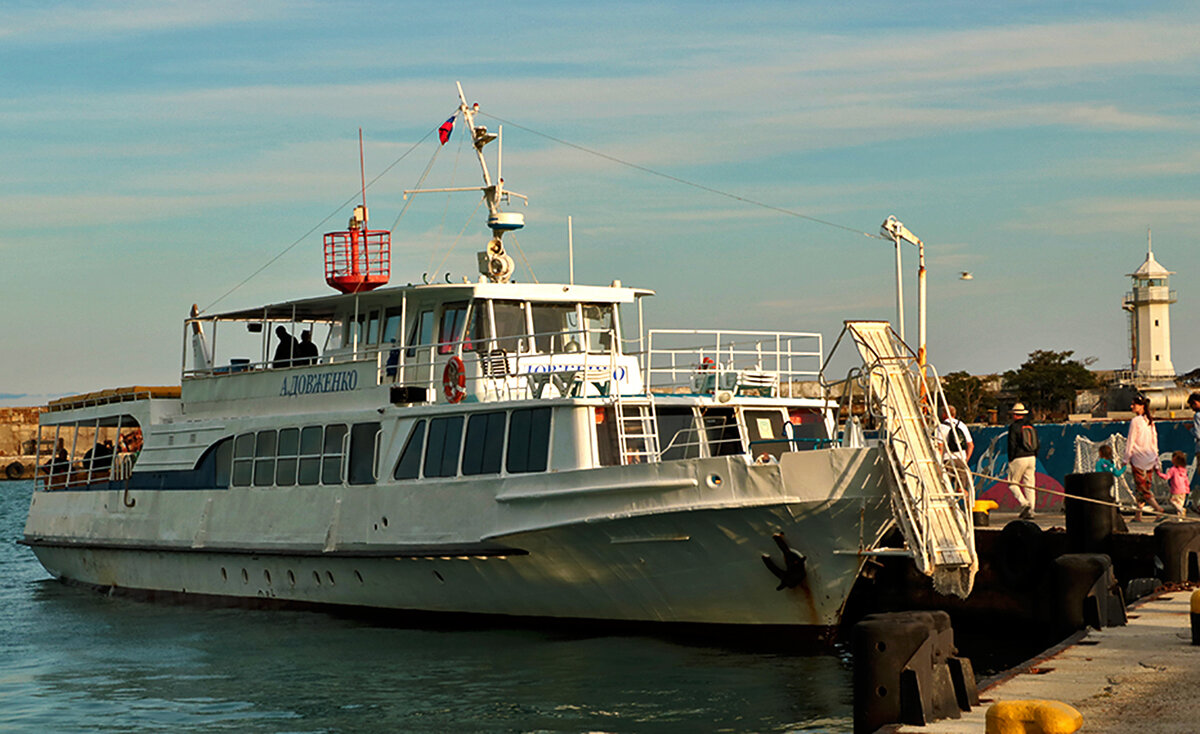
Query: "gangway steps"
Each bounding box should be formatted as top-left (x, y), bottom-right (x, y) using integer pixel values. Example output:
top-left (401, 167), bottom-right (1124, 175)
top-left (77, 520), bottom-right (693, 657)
top-left (845, 321), bottom-right (978, 593)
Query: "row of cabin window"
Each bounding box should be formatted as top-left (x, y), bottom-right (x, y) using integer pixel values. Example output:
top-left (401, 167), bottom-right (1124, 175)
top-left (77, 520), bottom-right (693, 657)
top-left (394, 406), bottom-right (551, 480)
top-left (406, 300), bottom-right (616, 358)
top-left (229, 423), bottom-right (380, 487)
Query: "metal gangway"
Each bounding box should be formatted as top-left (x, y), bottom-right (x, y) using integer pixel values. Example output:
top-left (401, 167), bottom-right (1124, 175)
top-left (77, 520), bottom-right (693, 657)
top-left (842, 321), bottom-right (977, 598)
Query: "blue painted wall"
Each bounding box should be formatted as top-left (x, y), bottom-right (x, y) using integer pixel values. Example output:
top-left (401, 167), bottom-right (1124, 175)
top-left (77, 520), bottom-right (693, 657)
top-left (968, 419), bottom-right (1195, 510)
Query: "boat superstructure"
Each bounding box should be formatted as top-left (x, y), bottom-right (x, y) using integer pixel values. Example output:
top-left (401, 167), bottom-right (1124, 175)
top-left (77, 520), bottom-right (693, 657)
top-left (22, 86), bottom-right (976, 633)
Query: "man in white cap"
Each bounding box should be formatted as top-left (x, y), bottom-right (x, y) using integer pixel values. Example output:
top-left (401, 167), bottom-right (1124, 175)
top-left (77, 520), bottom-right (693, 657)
top-left (1006, 402), bottom-right (1039, 519)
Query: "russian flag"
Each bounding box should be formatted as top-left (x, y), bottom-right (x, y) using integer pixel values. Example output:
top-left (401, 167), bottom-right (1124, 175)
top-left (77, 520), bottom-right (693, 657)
top-left (438, 115), bottom-right (455, 145)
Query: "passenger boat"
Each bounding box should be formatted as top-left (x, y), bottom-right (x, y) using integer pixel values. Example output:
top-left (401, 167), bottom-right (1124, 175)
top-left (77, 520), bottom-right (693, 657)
top-left (22, 86), bottom-right (977, 634)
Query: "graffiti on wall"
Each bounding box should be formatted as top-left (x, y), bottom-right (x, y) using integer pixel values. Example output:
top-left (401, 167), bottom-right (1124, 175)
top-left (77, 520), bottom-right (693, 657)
top-left (967, 419), bottom-right (1195, 510)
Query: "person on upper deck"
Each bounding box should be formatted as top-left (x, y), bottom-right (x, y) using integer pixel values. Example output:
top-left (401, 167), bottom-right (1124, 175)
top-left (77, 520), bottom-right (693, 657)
top-left (295, 329), bottom-right (319, 366)
top-left (273, 326), bottom-right (298, 367)
top-left (44, 438), bottom-right (70, 478)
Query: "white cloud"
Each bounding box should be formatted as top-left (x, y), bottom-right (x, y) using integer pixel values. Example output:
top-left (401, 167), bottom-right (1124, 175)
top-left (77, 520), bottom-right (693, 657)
top-left (0, 0), bottom-right (295, 41)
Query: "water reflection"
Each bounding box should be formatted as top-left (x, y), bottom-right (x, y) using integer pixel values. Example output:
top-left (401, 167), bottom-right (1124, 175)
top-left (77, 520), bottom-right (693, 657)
top-left (2, 481), bottom-right (854, 732)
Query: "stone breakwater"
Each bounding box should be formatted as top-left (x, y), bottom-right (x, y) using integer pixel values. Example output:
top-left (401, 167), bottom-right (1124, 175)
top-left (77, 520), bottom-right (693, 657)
top-left (0, 407), bottom-right (44, 480)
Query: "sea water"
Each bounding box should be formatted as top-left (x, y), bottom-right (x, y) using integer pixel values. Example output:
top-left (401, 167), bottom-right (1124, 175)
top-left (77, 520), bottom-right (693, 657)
top-left (0, 481), bottom-right (854, 733)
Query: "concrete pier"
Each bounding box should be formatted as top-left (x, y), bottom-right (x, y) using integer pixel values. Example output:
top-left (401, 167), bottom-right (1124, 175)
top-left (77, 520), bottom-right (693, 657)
top-left (891, 589), bottom-right (1200, 733)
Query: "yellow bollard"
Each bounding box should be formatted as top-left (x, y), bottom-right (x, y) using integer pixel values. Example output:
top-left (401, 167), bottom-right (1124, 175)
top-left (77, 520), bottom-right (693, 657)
top-left (974, 500), bottom-right (999, 514)
top-left (985, 700), bottom-right (1083, 734)
top-left (973, 499), bottom-right (1000, 527)
top-left (1191, 589), bottom-right (1200, 645)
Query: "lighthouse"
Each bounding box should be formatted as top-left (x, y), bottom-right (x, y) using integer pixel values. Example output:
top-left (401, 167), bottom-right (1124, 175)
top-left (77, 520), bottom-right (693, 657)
top-left (1122, 231), bottom-right (1176, 382)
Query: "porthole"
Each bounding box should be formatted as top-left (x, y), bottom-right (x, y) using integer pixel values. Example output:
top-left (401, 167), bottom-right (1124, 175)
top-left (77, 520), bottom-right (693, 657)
top-left (220, 567), bottom-right (228, 581)
top-left (706, 474), bottom-right (723, 488)
top-left (263, 569), bottom-right (272, 586)
top-left (313, 570), bottom-right (321, 586)
top-left (287, 570), bottom-right (296, 587)
top-left (241, 568), bottom-right (249, 583)
top-left (381, 516), bottom-right (389, 527)
top-left (354, 570), bottom-right (364, 584)
top-left (326, 571), bottom-right (336, 586)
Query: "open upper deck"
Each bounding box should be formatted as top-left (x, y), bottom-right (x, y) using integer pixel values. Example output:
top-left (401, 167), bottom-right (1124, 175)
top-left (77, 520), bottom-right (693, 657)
top-left (178, 280), bottom-right (826, 414)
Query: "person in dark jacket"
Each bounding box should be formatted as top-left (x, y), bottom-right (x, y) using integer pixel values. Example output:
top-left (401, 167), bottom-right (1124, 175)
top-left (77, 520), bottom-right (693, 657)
top-left (294, 329), bottom-right (319, 366)
top-left (1007, 402), bottom-right (1039, 519)
top-left (273, 326), bottom-right (298, 367)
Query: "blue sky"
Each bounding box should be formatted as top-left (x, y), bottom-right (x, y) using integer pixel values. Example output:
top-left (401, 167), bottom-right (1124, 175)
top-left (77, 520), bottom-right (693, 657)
top-left (2, 1), bottom-right (1199, 406)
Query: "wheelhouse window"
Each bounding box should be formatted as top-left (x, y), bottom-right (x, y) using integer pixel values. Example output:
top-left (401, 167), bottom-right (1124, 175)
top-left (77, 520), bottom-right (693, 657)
top-left (507, 407), bottom-right (551, 473)
top-left (531, 303), bottom-right (577, 353)
top-left (345, 310), bottom-right (381, 348)
top-left (492, 300), bottom-right (529, 353)
top-left (438, 302), bottom-right (469, 354)
top-left (582, 303), bottom-right (615, 353)
top-left (407, 309), bottom-right (435, 358)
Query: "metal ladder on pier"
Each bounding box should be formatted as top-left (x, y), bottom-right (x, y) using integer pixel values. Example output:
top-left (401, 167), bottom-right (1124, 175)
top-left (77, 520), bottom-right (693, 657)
top-left (613, 395), bottom-right (660, 465)
top-left (845, 321), bottom-right (977, 597)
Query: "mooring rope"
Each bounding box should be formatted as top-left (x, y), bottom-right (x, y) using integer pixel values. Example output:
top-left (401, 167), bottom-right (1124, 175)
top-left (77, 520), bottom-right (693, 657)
top-left (969, 469), bottom-right (1177, 521)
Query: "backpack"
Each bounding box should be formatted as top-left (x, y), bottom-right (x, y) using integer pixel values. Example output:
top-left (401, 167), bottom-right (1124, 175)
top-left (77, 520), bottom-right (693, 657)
top-left (1017, 424), bottom-right (1039, 454)
top-left (945, 421), bottom-right (968, 453)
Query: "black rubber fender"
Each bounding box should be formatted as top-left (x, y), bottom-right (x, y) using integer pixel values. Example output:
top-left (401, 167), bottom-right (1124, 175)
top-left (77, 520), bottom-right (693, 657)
top-left (4, 460), bottom-right (22, 480)
top-left (993, 519), bottom-right (1046, 590)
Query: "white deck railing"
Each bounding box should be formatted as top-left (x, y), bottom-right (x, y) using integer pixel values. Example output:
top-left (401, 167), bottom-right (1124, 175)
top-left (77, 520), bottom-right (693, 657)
top-left (645, 329), bottom-right (823, 398)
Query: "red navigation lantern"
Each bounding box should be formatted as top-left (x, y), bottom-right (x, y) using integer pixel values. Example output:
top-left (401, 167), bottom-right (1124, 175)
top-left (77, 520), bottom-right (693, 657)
top-left (324, 204), bottom-right (390, 294)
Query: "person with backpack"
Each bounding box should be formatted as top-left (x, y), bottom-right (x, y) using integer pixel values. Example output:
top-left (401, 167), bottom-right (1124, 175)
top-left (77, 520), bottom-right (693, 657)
top-left (1007, 402), bottom-right (1040, 519)
top-left (1125, 393), bottom-right (1165, 522)
top-left (937, 405), bottom-right (973, 497)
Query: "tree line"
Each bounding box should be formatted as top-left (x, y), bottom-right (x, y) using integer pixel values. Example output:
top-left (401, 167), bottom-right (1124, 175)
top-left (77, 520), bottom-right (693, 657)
top-left (942, 350), bottom-right (1097, 423)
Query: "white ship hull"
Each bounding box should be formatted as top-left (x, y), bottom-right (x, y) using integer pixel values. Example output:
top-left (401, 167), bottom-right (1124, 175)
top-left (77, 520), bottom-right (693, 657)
top-left (25, 449), bottom-right (893, 629)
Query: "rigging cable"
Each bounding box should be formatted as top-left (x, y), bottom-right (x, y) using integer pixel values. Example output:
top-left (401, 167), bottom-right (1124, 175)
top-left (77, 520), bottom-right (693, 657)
top-left (428, 196), bottom-right (486, 280)
top-left (479, 112), bottom-right (885, 242)
top-left (506, 234), bottom-right (539, 284)
top-left (392, 134), bottom-right (448, 236)
top-left (202, 119), bottom-right (448, 315)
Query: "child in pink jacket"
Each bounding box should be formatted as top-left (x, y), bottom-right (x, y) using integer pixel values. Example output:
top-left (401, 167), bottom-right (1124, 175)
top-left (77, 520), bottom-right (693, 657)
top-left (1158, 451), bottom-right (1191, 517)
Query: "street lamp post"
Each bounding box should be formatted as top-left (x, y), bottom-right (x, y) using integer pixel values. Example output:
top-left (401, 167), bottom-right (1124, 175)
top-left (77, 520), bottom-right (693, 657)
top-left (881, 216), bottom-right (926, 370)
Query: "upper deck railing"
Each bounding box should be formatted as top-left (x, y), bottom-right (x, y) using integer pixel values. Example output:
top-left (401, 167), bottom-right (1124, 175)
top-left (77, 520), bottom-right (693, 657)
top-left (645, 329), bottom-right (823, 398)
top-left (182, 321), bottom-right (823, 405)
top-left (183, 325), bottom-right (639, 403)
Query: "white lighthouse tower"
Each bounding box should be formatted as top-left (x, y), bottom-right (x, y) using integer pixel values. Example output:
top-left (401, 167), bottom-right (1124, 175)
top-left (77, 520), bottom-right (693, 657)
top-left (1122, 230), bottom-right (1177, 382)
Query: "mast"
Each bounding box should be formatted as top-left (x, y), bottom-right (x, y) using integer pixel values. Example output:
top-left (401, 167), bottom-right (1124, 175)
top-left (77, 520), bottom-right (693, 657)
top-left (405, 83), bottom-right (528, 283)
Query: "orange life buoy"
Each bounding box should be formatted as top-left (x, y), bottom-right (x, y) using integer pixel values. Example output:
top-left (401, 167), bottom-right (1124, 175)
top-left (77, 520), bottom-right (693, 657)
top-left (699, 357), bottom-right (715, 371)
top-left (443, 355), bottom-right (467, 403)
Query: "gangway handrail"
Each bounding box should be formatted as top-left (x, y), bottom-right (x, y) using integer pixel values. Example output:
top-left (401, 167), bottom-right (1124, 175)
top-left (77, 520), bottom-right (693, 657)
top-left (834, 321), bottom-right (978, 599)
